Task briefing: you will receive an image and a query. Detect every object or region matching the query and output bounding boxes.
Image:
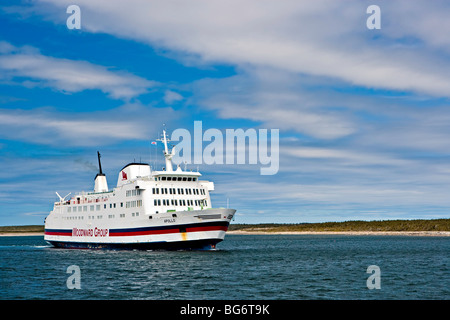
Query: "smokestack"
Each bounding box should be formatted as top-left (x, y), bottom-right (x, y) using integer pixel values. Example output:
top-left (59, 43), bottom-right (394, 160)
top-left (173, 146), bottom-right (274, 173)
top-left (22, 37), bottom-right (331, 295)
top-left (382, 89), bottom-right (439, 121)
top-left (94, 151), bottom-right (108, 192)
top-left (97, 151), bottom-right (103, 175)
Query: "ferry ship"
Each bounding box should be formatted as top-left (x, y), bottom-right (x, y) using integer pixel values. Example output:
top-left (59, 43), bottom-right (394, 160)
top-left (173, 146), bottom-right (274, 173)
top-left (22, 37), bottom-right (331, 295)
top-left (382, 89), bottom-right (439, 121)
top-left (44, 130), bottom-right (236, 250)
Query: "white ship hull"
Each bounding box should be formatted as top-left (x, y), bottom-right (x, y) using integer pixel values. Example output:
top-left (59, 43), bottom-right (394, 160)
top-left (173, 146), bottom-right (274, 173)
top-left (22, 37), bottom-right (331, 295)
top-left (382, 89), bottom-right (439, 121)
top-left (45, 208), bottom-right (235, 250)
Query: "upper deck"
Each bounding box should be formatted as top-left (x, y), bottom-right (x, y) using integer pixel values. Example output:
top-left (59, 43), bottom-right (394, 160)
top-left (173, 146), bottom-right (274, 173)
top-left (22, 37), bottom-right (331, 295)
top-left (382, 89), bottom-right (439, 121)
top-left (51, 129), bottom-right (215, 216)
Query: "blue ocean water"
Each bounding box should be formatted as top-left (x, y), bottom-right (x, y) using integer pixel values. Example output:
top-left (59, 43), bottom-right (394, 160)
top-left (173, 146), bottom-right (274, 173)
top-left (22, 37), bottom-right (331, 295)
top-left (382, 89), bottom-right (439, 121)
top-left (0, 234), bottom-right (448, 300)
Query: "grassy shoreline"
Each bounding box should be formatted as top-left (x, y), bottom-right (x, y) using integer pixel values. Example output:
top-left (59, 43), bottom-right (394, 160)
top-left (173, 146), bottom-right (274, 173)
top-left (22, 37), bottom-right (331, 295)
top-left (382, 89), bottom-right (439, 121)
top-left (228, 219), bottom-right (450, 233)
top-left (1, 219), bottom-right (449, 236)
top-left (0, 225), bottom-right (44, 235)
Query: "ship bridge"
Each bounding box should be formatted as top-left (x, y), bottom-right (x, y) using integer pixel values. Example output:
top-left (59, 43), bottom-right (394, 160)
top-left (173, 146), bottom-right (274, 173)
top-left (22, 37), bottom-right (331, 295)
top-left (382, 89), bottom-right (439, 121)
top-left (115, 130), bottom-right (213, 193)
top-left (152, 170), bottom-right (201, 181)
top-left (116, 163), bottom-right (151, 187)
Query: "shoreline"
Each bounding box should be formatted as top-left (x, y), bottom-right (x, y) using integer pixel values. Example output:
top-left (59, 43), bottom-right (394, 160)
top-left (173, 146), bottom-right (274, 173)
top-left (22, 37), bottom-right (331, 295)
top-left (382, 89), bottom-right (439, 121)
top-left (0, 232), bottom-right (44, 237)
top-left (1, 231), bottom-right (449, 237)
top-left (227, 230), bottom-right (450, 236)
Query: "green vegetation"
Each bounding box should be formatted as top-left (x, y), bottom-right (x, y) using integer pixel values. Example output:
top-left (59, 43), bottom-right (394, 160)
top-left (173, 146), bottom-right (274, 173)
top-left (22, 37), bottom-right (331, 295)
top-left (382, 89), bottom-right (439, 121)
top-left (0, 225), bottom-right (44, 234)
top-left (1, 219), bottom-right (449, 234)
top-left (229, 219), bottom-right (450, 232)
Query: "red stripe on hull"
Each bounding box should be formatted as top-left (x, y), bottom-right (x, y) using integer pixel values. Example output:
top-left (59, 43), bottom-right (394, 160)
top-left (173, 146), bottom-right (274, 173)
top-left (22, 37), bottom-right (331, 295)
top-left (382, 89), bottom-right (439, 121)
top-left (109, 225), bottom-right (227, 237)
top-left (186, 225), bottom-right (228, 232)
top-left (109, 228), bottom-right (179, 237)
top-left (45, 232), bottom-right (72, 236)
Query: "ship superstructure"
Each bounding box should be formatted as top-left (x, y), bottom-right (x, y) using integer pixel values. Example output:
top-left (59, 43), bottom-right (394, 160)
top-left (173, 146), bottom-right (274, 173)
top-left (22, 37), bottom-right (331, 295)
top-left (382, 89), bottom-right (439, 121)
top-left (44, 130), bottom-right (236, 250)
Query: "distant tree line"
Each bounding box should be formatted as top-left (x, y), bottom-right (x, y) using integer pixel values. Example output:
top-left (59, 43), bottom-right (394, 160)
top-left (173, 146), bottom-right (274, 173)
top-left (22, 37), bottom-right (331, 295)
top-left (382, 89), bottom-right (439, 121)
top-left (0, 225), bottom-right (44, 233)
top-left (229, 219), bottom-right (450, 232)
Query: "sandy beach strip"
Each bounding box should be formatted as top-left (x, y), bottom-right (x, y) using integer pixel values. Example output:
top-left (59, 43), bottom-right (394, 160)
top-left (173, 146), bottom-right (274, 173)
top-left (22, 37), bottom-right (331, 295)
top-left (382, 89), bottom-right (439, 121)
top-left (0, 232), bottom-right (44, 237)
top-left (227, 230), bottom-right (450, 236)
top-left (1, 231), bottom-right (449, 236)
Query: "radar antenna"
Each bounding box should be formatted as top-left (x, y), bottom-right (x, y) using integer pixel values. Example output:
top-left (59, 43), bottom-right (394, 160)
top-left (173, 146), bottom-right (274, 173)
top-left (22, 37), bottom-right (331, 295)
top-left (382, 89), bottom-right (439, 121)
top-left (56, 192), bottom-right (71, 202)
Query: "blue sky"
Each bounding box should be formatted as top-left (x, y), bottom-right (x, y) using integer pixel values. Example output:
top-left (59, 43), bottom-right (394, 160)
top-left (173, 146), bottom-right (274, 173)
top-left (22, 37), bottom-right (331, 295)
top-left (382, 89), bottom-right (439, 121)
top-left (1, 0), bottom-right (450, 225)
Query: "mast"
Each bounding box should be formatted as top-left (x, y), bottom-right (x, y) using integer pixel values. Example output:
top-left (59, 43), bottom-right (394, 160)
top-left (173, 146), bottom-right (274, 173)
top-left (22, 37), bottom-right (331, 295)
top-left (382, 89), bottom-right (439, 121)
top-left (158, 129), bottom-right (175, 172)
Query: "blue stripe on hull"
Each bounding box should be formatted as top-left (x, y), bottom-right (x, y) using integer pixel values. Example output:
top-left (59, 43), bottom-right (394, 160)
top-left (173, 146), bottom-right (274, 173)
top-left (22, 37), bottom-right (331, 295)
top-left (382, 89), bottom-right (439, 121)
top-left (46, 238), bottom-right (222, 250)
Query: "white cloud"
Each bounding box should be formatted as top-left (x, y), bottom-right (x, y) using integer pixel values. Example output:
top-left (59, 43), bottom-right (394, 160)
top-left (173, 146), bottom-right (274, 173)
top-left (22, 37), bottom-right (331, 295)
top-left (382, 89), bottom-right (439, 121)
top-left (283, 146), bottom-right (411, 167)
top-left (0, 111), bottom-right (138, 142)
top-left (214, 175), bottom-right (450, 214)
top-left (352, 106), bottom-right (450, 153)
top-left (0, 41), bottom-right (156, 100)
top-left (28, 0), bottom-right (450, 98)
top-left (24, 0), bottom-right (450, 142)
top-left (163, 90), bottom-right (183, 104)
top-left (0, 103), bottom-right (178, 146)
top-left (191, 69), bottom-right (357, 139)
